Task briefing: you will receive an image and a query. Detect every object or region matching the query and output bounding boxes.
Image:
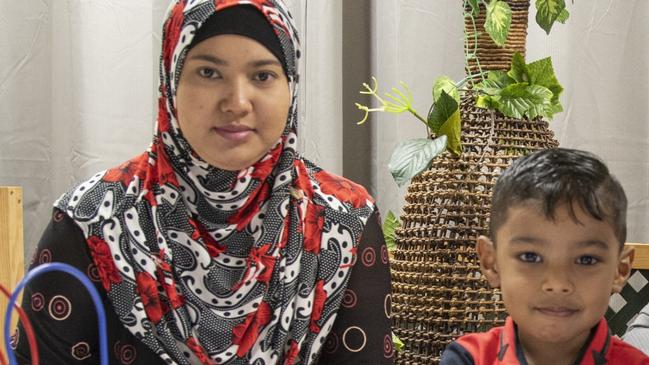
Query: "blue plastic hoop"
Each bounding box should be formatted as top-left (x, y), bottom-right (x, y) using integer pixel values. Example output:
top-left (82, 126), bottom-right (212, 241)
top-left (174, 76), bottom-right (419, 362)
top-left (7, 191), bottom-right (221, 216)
top-left (4, 262), bottom-right (109, 365)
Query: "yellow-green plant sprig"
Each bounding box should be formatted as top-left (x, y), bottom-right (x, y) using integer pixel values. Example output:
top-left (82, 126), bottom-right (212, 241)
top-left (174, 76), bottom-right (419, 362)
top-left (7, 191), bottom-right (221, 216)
top-left (355, 77), bottom-right (427, 127)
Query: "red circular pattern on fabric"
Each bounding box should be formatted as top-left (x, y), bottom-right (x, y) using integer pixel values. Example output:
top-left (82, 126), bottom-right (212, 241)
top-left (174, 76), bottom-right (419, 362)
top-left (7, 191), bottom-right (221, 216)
top-left (381, 244), bottom-right (389, 264)
top-left (323, 331), bottom-right (339, 354)
top-left (384, 294), bottom-right (392, 318)
top-left (114, 341), bottom-right (137, 365)
top-left (71, 342), bottom-right (91, 360)
top-left (53, 210), bottom-right (65, 222)
top-left (31, 293), bottom-right (45, 312)
top-left (39, 249), bottom-right (52, 264)
top-left (361, 247), bottom-right (376, 267)
top-left (383, 334), bottom-right (394, 358)
top-left (87, 264), bottom-right (101, 283)
top-left (341, 289), bottom-right (357, 308)
top-left (48, 295), bottom-right (72, 321)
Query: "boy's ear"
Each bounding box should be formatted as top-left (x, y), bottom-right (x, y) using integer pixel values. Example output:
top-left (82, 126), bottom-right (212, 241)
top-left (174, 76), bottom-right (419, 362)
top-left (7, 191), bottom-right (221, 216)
top-left (477, 235), bottom-right (500, 288)
top-left (612, 246), bottom-right (635, 293)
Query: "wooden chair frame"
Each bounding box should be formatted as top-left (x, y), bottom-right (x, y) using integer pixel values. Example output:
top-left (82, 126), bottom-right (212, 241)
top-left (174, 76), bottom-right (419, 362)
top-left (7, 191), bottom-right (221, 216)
top-left (627, 243), bottom-right (649, 270)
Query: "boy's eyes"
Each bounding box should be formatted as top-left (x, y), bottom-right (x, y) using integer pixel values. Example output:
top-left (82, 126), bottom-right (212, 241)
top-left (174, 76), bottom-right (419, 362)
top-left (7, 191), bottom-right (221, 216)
top-left (575, 255), bottom-right (599, 265)
top-left (515, 252), bottom-right (600, 265)
top-left (518, 252), bottom-right (542, 263)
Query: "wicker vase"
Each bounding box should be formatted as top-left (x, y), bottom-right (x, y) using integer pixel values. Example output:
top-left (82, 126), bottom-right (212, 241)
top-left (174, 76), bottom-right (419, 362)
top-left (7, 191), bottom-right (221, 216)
top-left (390, 1), bottom-right (559, 364)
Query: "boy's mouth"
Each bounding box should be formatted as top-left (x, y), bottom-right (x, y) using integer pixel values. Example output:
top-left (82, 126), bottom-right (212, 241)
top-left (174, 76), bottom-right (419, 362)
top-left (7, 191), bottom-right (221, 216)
top-left (535, 306), bottom-right (579, 317)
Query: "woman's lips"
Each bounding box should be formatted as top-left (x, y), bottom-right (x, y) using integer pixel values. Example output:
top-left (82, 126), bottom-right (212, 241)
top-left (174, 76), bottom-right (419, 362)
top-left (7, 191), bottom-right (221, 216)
top-left (214, 125), bottom-right (254, 142)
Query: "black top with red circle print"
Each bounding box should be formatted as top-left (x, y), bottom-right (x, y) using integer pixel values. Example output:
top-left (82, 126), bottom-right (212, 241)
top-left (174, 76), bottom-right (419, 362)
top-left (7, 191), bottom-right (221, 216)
top-left (13, 208), bottom-right (394, 364)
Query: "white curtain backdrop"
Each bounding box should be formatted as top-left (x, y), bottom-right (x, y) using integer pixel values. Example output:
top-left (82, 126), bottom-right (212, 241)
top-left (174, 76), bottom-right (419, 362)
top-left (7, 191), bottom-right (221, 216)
top-left (1, 0), bottom-right (648, 260)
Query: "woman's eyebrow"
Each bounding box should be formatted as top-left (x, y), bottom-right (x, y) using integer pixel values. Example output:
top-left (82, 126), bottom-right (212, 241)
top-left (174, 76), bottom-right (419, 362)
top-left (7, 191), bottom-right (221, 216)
top-left (187, 54), bottom-right (226, 64)
top-left (185, 55), bottom-right (281, 69)
top-left (248, 59), bottom-right (283, 68)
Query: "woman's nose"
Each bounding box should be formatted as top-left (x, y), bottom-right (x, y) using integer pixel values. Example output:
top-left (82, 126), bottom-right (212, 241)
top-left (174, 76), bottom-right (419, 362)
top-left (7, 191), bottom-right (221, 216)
top-left (219, 79), bottom-right (252, 116)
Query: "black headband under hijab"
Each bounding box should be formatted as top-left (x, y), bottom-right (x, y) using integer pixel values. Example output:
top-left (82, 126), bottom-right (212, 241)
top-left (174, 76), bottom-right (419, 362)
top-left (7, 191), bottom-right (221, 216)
top-left (190, 5), bottom-right (288, 74)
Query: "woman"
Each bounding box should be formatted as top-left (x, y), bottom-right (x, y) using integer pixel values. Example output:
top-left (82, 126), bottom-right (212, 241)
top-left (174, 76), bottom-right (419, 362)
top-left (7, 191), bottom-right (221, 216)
top-left (13, 1), bottom-right (393, 364)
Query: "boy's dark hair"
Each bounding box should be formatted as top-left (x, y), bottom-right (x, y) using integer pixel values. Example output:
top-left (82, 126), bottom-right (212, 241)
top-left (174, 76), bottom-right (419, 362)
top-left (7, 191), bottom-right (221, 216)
top-left (489, 148), bottom-right (627, 246)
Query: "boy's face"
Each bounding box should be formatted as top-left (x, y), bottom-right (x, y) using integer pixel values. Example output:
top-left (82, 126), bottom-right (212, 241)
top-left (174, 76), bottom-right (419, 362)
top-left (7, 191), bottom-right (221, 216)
top-left (477, 201), bottom-right (633, 350)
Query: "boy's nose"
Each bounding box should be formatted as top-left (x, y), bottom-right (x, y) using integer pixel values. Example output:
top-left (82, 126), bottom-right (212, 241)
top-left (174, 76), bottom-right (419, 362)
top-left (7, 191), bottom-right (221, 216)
top-left (219, 80), bottom-right (252, 117)
top-left (541, 269), bottom-right (574, 294)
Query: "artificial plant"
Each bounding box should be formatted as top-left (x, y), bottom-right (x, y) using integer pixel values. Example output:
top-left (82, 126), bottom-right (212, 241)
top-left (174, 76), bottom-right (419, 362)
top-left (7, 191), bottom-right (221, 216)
top-left (356, 0), bottom-right (571, 188)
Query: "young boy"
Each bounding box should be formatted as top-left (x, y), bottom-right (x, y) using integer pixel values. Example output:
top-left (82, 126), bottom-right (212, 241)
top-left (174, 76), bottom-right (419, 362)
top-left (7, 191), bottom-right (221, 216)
top-left (441, 148), bottom-right (649, 365)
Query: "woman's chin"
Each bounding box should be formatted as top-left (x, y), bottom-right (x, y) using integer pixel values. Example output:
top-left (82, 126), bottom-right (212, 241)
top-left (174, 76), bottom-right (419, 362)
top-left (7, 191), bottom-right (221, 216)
top-left (200, 154), bottom-right (258, 172)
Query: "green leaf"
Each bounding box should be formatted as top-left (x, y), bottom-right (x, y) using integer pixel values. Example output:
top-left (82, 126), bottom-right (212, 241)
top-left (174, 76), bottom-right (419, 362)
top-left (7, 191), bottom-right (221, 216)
top-left (433, 76), bottom-right (460, 104)
top-left (547, 83), bottom-right (564, 105)
top-left (475, 80), bottom-right (503, 95)
top-left (476, 95), bottom-right (498, 109)
top-left (557, 8), bottom-right (569, 23)
top-left (438, 108), bottom-right (462, 156)
top-left (474, 70), bottom-right (514, 95)
top-left (498, 83), bottom-right (553, 119)
top-left (382, 211), bottom-right (400, 252)
top-left (487, 70), bottom-right (514, 84)
top-left (393, 332), bottom-right (405, 352)
top-left (526, 57), bottom-right (554, 85)
top-left (545, 100), bottom-right (564, 118)
top-left (525, 89), bottom-right (554, 119)
top-left (427, 90), bottom-right (459, 134)
top-left (526, 57), bottom-right (563, 103)
top-left (507, 52), bottom-right (529, 83)
top-left (388, 136), bottom-right (448, 187)
top-left (535, 0), bottom-right (566, 34)
top-left (467, 0), bottom-right (480, 16)
top-left (484, 0), bottom-right (512, 46)
top-left (473, 57), bottom-right (564, 120)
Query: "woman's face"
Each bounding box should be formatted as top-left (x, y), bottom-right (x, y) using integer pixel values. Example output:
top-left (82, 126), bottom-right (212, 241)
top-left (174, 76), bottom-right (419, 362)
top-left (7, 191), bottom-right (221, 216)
top-left (176, 34), bottom-right (290, 171)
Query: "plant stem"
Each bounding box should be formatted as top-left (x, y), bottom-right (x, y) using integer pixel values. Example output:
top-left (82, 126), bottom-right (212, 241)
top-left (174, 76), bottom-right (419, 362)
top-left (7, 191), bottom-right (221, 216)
top-left (463, 0), bottom-right (486, 87)
top-left (408, 107), bottom-right (428, 127)
top-left (457, 71), bottom-right (489, 88)
top-left (470, 14), bottom-right (485, 84)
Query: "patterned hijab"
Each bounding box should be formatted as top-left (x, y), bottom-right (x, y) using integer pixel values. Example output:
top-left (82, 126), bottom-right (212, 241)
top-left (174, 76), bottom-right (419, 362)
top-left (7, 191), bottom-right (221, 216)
top-left (56, 1), bottom-right (375, 364)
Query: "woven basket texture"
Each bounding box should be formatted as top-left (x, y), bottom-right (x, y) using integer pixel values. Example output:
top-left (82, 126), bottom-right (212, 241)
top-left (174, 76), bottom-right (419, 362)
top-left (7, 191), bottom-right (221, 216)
top-left (465, 0), bottom-right (531, 75)
top-left (391, 1), bottom-right (560, 363)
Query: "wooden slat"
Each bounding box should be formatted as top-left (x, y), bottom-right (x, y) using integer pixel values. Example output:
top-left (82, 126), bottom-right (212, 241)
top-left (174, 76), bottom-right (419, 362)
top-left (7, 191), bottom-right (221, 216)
top-left (627, 243), bottom-right (649, 269)
top-left (0, 187), bottom-right (24, 354)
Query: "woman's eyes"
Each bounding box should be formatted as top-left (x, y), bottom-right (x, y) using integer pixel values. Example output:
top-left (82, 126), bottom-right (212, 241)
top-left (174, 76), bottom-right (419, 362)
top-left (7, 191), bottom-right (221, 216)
top-left (197, 67), bottom-right (220, 79)
top-left (518, 252), bottom-right (542, 263)
top-left (576, 255), bottom-right (599, 265)
top-left (196, 68), bottom-right (277, 83)
top-left (253, 71), bottom-right (277, 82)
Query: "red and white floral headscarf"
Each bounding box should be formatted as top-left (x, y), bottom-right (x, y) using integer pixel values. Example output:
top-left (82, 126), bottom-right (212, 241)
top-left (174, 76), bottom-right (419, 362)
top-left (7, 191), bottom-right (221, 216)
top-left (56, 0), bottom-right (375, 364)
